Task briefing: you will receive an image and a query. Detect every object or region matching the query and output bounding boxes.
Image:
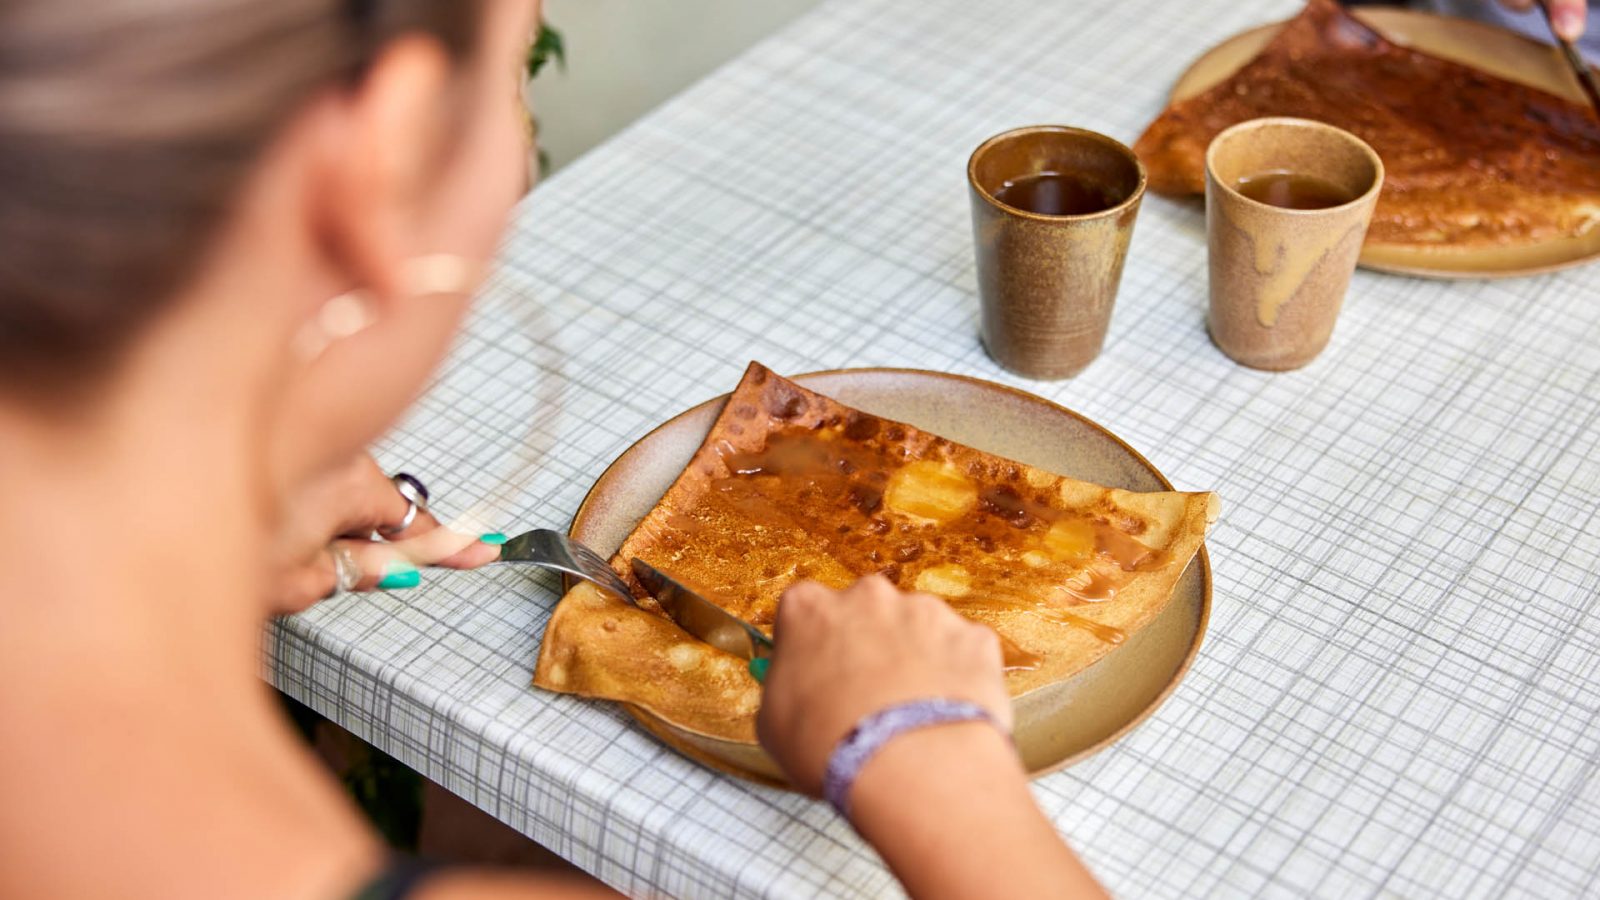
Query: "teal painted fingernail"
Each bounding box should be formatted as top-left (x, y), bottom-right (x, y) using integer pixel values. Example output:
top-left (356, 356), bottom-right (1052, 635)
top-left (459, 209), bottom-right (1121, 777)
top-left (377, 561), bottom-right (420, 590)
top-left (748, 657), bottom-right (769, 683)
top-left (478, 532), bottom-right (509, 545)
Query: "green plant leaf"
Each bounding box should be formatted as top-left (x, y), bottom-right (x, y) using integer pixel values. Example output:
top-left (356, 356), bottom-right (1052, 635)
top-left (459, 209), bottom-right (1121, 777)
top-left (526, 20), bottom-right (565, 80)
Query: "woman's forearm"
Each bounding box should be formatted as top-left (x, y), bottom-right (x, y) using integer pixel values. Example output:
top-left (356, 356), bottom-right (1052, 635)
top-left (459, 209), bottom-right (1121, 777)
top-left (849, 723), bottom-right (1107, 900)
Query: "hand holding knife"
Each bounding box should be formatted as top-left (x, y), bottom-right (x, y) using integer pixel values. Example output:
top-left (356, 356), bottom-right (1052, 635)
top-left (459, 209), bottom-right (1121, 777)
top-left (1535, 0), bottom-right (1600, 121)
top-left (630, 558), bottom-right (774, 682)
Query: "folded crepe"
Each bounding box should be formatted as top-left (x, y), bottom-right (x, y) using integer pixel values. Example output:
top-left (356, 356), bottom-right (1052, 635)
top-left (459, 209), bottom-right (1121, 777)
top-left (534, 363), bottom-right (1219, 743)
top-left (1134, 0), bottom-right (1600, 248)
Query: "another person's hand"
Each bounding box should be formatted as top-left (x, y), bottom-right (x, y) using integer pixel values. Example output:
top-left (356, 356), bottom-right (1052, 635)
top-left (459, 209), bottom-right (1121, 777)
top-left (267, 454), bottom-right (501, 615)
top-left (755, 575), bottom-right (1012, 795)
top-left (1500, 0), bottom-right (1587, 41)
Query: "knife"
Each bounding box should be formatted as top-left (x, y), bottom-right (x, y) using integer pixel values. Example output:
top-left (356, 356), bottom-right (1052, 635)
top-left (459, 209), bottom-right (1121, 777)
top-left (1536, 0), bottom-right (1600, 122)
top-left (630, 558), bottom-right (774, 682)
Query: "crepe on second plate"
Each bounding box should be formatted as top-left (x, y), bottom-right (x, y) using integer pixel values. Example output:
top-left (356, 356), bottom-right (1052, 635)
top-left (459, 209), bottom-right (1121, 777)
top-left (1134, 0), bottom-right (1600, 249)
top-left (534, 363), bottom-right (1219, 743)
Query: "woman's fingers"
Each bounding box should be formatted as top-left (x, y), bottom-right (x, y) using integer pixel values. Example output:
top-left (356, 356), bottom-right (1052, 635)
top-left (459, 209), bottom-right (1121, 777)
top-left (383, 524), bottom-right (500, 570)
top-left (321, 461), bottom-right (474, 544)
top-left (268, 556), bottom-right (346, 616)
top-left (378, 506), bottom-right (443, 541)
top-left (303, 454), bottom-right (450, 542)
top-left (1551, 0), bottom-right (1587, 41)
top-left (267, 451), bottom-right (510, 617)
top-left (300, 455), bottom-right (494, 561)
top-left (331, 540), bottom-right (423, 591)
top-left (330, 526), bottom-right (502, 591)
top-left (278, 455), bottom-right (409, 555)
top-left (1501, 0), bottom-right (1588, 40)
top-left (270, 528), bottom-right (502, 615)
top-left (430, 537), bottom-right (503, 570)
top-left (321, 456), bottom-right (426, 539)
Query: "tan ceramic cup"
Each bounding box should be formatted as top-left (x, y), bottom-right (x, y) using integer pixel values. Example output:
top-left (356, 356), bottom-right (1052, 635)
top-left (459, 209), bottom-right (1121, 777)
top-left (968, 126), bottom-right (1147, 379)
top-left (1205, 117), bottom-right (1384, 371)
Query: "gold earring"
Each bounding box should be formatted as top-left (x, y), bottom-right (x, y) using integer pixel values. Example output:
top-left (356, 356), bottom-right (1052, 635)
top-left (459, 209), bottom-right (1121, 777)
top-left (293, 254), bottom-right (475, 362)
top-left (293, 289), bottom-right (376, 361)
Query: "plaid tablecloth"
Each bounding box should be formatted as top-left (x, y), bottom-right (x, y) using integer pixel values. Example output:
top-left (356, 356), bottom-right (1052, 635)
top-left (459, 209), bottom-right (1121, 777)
top-left (266, 0), bottom-right (1600, 895)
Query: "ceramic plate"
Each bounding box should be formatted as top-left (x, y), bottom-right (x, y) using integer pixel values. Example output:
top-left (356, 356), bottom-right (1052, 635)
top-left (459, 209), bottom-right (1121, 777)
top-left (1170, 6), bottom-right (1600, 279)
top-left (565, 368), bottom-right (1212, 788)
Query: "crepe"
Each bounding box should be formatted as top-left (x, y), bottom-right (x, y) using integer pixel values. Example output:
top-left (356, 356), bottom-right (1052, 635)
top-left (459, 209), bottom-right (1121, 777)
top-left (1134, 0), bottom-right (1600, 248)
top-left (534, 363), bottom-right (1219, 743)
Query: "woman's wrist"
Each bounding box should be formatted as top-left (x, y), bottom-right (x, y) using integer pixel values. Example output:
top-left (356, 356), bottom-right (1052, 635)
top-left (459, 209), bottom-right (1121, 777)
top-left (822, 699), bottom-right (1004, 817)
top-left (847, 723), bottom-right (1107, 900)
top-left (848, 719), bottom-right (1024, 829)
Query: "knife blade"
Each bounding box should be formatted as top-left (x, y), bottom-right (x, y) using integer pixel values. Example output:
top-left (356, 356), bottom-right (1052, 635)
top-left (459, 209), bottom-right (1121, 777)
top-left (630, 558), bottom-right (773, 681)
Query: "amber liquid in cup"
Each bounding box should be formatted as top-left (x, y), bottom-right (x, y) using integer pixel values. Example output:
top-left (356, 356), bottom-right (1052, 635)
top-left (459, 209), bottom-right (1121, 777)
top-left (993, 171), bottom-right (1125, 216)
top-left (1235, 170), bottom-right (1357, 210)
top-left (1204, 118), bottom-right (1384, 371)
top-left (968, 126), bottom-right (1147, 380)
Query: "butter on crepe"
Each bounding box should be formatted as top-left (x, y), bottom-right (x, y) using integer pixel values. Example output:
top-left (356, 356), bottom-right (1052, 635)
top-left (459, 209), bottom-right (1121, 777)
top-left (1134, 0), bottom-right (1600, 249)
top-left (534, 363), bottom-right (1219, 744)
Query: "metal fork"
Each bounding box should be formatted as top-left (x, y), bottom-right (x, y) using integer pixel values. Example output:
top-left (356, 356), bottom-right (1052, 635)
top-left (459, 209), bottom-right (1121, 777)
top-left (494, 528), bottom-right (635, 604)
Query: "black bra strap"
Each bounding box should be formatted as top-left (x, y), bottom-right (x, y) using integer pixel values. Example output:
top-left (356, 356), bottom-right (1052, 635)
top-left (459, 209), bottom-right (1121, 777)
top-left (350, 858), bottom-right (440, 900)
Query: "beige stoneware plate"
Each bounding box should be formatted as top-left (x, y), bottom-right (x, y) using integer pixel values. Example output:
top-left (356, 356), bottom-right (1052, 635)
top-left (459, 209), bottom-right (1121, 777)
top-left (565, 368), bottom-right (1212, 788)
top-left (1170, 6), bottom-right (1600, 279)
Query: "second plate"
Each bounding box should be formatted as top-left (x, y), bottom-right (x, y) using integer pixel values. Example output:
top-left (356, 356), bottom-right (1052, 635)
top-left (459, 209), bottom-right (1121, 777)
top-left (1169, 6), bottom-right (1600, 279)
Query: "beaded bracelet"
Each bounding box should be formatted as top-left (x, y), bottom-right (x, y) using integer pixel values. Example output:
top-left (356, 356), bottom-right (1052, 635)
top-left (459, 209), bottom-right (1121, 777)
top-left (821, 698), bottom-right (1006, 819)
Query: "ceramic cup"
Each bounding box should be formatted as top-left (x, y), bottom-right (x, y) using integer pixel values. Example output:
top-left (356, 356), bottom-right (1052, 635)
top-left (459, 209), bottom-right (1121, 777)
top-left (1204, 117), bottom-right (1384, 371)
top-left (967, 126), bottom-right (1147, 380)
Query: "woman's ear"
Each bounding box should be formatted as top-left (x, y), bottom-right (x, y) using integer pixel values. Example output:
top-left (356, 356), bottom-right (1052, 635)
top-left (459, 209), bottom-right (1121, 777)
top-left (314, 35), bottom-right (455, 306)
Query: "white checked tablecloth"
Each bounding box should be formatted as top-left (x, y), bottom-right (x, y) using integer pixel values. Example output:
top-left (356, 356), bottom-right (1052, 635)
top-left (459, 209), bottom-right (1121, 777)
top-left (266, 0), bottom-right (1600, 896)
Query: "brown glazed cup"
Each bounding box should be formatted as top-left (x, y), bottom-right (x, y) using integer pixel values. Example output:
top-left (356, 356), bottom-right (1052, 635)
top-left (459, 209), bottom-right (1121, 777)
top-left (968, 126), bottom-right (1147, 379)
top-left (1204, 117), bottom-right (1384, 371)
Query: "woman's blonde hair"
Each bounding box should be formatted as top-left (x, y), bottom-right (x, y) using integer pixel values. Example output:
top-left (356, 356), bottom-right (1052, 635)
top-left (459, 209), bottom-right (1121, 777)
top-left (0, 0), bottom-right (485, 394)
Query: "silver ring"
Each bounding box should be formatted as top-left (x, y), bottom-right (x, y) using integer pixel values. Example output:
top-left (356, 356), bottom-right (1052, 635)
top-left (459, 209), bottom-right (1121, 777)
top-left (323, 545), bottom-right (361, 599)
top-left (383, 473), bottom-right (430, 535)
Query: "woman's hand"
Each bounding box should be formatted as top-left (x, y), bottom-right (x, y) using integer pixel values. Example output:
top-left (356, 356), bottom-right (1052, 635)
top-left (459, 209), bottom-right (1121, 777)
top-left (267, 454), bottom-right (501, 615)
top-left (756, 576), bottom-right (1106, 899)
top-left (755, 575), bottom-right (1012, 795)
top-left (1501, 0), bottom-right (1586, 41)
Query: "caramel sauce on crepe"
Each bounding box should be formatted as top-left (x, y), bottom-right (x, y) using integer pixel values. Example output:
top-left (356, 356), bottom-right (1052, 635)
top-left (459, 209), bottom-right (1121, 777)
top-left (533, 363), bottom-right (1219, 744)
top-left (1135, 0), bottom-right (1600, 248)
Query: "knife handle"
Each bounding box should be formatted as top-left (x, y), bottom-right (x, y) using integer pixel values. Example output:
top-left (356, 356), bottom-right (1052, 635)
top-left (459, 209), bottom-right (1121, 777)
top-left (748, 657), bottom-right (769, 683)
